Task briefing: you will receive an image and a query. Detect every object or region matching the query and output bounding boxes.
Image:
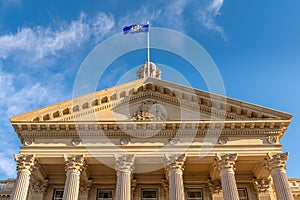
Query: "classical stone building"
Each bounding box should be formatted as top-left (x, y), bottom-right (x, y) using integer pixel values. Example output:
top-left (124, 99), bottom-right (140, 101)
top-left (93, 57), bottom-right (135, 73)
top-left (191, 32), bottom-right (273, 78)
top-left (5, 62), bottom-right (300, 200)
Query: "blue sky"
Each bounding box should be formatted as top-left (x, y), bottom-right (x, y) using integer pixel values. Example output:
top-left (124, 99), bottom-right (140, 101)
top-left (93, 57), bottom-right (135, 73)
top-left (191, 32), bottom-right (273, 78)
top-left (0, 0), bottom-right (300, 179)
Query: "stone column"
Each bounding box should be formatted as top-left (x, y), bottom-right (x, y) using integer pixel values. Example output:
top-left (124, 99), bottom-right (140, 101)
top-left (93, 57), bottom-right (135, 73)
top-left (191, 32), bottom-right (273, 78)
top-left (265, 152), bottom-right (294, 200)
top-left (253, 178), bottom-right (272, 200)
top-left (29, 180), bottom-right (48, 200)
top-left (115, 154), bottom-right (135, 200)
top-left (10, 154), bottom-right (36, 200)
top-left (62, 155), bottom-right (86, 200)
top-left (164, 154), bottom-right (186, 200)
top-left (214, 153), bottom-right (239, 200)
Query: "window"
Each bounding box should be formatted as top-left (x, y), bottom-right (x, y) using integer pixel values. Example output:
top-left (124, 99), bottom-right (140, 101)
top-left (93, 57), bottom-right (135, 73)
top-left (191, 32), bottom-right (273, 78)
top-left (53, 189), bottom-right (64, 200)
top-left (186, 189), bottom-right (203, 200)
top-left (142, 189), bottom-right (158, 200)
top-left (238, 188), bottom-right (248, 200)
top-left (97, 189), bottom-right (113, 200)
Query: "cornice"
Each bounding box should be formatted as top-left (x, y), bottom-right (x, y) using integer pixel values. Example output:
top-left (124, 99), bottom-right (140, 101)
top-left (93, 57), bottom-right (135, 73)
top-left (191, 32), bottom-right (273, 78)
top-left (10, 78), bottom-right (292, 123)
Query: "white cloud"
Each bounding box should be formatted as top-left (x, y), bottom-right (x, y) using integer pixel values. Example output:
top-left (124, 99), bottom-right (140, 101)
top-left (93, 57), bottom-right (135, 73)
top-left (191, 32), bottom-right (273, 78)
top-left (0, 12), bottom-right (115, 67)
top-left (198, 0), bottom-right (226, 40)
top-left (0, 0), bottom-right (22, 8)
top-left (0, 153), bottom-right (16, 178)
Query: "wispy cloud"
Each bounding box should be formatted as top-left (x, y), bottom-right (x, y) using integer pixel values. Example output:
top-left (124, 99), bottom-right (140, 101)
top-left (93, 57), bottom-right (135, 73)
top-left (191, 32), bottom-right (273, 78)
top-left (197, 0), bottom-right (226, 40)
top-left (0, 12), bottom-right (115, 67)
top-left (0, 0), bottom-right (22, 8)
top-left (0, 153), bottom-right (16, 178)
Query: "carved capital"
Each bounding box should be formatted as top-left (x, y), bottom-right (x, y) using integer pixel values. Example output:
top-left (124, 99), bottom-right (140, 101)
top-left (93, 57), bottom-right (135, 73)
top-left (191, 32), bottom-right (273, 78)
top-left (30, 180), bottom-right (48, 193)
top-left (64, 154), bottom-right (86, 174)
top-left (164, 154), bottom-right (186, 175)
top-left (214, 153), bottom-right (237, 174)
top-left (131, 179), bottom-right (137, 194)
top-left (208, 179), bottom-right (222, 194)
top-left (253, 178), bottom-right (271, 193)
top-left (14, 154), bottom-right (37, 174)
top-left (79, 180), bottom-right (92, 193)
top-left (264, 152), bottom-right (288, 173)
top-left (115, 154), bottom-right (135, 174)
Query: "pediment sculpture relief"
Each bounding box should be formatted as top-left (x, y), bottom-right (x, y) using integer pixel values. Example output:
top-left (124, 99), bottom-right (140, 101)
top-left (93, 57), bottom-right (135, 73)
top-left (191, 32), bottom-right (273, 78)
top-left (131, 100), bottom-right (167, 121)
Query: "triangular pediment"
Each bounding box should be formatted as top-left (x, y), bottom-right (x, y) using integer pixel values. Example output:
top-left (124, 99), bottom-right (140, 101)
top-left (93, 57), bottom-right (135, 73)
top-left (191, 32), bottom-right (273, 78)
top-left (10, 77), bottom-right (292, 123)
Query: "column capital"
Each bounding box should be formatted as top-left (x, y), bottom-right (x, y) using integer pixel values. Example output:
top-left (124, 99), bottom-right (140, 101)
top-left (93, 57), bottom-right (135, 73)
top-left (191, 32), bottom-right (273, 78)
top-left (14, 154), bottom-right (37, 174)
top-left (208, 179), bottom-right (222, 194)
top-left (253, 178), bottom-right (271, 193)
top-left (264, 152), bottom-right (288, 173)
top-left (79, 180), bottom-right (92, 193)
top-left (64, 154), bottom-right (86, 174)
top-left (164, 154), bottom-right (186, 175)
top-left (30, 180), bottom-right (48, 193)
top-left (214, 153), bottom-right (237, 174)
top-left (115, 154), bottom-right (135, 174)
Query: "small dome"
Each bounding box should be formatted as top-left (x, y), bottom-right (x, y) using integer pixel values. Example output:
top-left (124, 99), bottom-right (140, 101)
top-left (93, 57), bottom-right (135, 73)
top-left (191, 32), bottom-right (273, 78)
top-left (136, 62), bottom-right (161, 79)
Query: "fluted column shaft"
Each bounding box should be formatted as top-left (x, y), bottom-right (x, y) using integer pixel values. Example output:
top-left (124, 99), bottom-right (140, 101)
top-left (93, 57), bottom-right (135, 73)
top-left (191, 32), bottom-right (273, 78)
top-left (164, 154), bottom-right (186, 200)
top-left (214, 154), bottom-right (239, 200)
top-left (62, 155), bottom-right (86, 200)
top-left (265, 153), bottom-right (293, 200)
top-left (10, 154), bottom-right (36, 200)
top-left (219, 168), bottom-right (239, 200)
top-left (115, 154), bottom-right (135, 200)
top-left (10, 172), bottom-right (31, 200)
top-left (116, 171), bottom-right (131, 200)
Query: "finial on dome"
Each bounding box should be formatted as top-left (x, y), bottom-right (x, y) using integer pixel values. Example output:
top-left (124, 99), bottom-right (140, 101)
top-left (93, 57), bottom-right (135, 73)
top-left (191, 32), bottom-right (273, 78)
top-left (136, 62), bottom-right (161, 79)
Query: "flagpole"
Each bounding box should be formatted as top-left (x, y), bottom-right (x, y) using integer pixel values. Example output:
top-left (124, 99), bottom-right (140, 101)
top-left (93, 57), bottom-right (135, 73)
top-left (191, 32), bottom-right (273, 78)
top-left (147, 21), bottom-right (150, 77)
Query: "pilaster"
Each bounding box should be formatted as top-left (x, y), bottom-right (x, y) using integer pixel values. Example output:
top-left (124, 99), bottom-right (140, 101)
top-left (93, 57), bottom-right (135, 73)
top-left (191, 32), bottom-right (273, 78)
top-left (265, 152), bottom-right (294, 200)
top-left (164, 154), bottom-right (186, 200)
top-left (253, 178), bottom-right (272, 200)
top-left (28, 180), bottom-right (48, 200)
top-left (78, 180), bottom-right (92, 200)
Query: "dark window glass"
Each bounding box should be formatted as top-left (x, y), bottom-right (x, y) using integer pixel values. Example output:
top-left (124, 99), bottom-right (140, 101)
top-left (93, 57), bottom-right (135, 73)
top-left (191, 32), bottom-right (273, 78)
top-left (53, 189), bottom-right (64, 200)
top-left (97, 189), bottom-right (113, 199)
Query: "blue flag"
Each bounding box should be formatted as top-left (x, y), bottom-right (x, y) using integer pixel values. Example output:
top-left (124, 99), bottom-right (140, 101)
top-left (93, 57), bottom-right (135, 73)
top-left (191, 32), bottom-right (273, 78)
top-left (123, 24), bottom-right (149, 34)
